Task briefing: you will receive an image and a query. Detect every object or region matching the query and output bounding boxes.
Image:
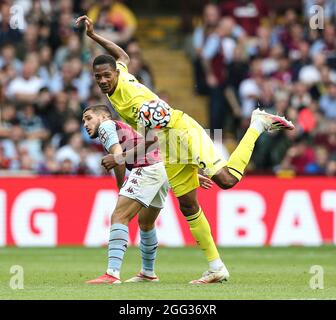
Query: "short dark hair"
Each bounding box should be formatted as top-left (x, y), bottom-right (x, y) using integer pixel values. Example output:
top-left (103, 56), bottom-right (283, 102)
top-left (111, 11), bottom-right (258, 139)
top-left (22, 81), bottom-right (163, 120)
top-left (83, 105), bottom-right (113, 119)
top-left (93, 55), bottom-right (117, 69)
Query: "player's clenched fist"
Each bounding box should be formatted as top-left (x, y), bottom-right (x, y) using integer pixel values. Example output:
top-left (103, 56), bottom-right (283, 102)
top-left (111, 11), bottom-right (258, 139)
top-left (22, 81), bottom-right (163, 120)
top-left (75, 15), bottom-right (94, 37)
top-left (101, 154), bottom-right (125, 171)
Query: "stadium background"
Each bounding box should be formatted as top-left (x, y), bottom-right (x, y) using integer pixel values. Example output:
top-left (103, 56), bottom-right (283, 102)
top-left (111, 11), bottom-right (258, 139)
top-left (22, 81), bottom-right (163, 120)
top-left (0, 0), bottom-right (336, 248)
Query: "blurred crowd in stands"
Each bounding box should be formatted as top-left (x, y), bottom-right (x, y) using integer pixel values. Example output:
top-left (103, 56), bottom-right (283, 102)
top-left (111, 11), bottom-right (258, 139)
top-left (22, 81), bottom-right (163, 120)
top-left (188, 0), bottom-right (336, 176)
top-left (0, 0), bottom-right (154, 175)
top-left (0, 0), bottom-right (335, 177)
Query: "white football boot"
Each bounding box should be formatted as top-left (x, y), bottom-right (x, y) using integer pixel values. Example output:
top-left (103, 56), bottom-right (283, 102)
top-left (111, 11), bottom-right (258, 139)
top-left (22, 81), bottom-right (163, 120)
top-left (251, 107), bottom-right (295, 133)
top-left (189, 265), bottom-right (230, 284)
top-left (124, 272), bottom-right (159, 283)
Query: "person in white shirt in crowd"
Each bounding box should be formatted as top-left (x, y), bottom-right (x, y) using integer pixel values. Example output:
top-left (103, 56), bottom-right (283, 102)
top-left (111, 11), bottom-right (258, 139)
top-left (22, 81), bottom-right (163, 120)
top-left (6, 53), bottom-right (45, 104)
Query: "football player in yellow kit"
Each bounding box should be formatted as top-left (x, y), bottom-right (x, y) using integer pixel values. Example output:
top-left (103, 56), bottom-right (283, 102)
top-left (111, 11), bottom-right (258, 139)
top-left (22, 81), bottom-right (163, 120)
top-left (76, 15), bottom-right (294, 284)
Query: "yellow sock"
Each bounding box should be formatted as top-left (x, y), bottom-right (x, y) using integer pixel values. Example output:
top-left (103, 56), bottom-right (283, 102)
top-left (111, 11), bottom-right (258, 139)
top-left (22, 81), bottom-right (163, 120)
top-left (186, 208), bottom-right (219, 262)
top-left (227, 128), bottom-right (260, 181)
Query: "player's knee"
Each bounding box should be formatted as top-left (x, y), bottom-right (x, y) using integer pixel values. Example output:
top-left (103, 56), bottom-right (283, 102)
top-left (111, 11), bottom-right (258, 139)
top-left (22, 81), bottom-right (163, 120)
top-left (179, 201), bottom-right (200, 216)
top-left (217, 178), bottom-right (237, 190)
top-left (213, 169), bottom-right (238, 190)
top-left (111, 209), bottom-right (130, 225)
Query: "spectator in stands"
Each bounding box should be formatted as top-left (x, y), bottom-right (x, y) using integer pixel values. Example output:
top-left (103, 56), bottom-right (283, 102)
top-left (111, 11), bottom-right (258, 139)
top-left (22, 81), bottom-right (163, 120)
top-left (126, 39), bottom-right (155, 90)
top-left (53, 32), bottom-right (90, 69)
top-left (57, 159), bottom-right (74, 175)
top-left (6, 53), bottom-right (45, 104)
top-left (225, 43), bottom-right (249, 125)
top-left (259, 81), bottom-right (275, 111)
top-left (0, 144), bottom-right (10, 169)
top-left (18, 104), bottom-right (49, 141)
top-left (1, 124), bottom-right (30, 170)
top-left (33, 87), bottom-right (53, 124)
top-left (55, 131), bottom-right (83, 171)
top-left (0, 103), bottom-right (18, 139)
top-left (271, 9), bottom-right (299, 47)
top-left (314, 120), bottom-right (336, 155)
top-left (15, 23), bottom-right (40, 60)
top-left (37, 141), bottom-right (59, 175)
top-left (191, 3), bottom-right (220, 95)
top-left (54, 116), bottom-right (81, 148)
top-left (326, 153), bottom-right (336, 176)
top-left (0, 43), bottom-right (22, 75)
top-left (319, 81), bottom-right (336, 119)
top-left (311, 23), bottom-right (336, 58)
top-left (304, 145), bottom-right (329, 175)
top-left (18, 147), bottom-right (35, 171)
top-left (201, 16), bottom-right (245, 130)
top-left (248, 26), bottom-right (272, 59)
top-left (49, 0), bottom-right (77, 52)
top-left (291, 41), bottom-right (312, 82)
top-left (49, 57), bottom-right (92, 101)
top-left (23, 0), bottom-right (52, 25)
top-left (128, 55), bottom-right (154, 91)
top-left (238, 58), bottom-right (263, 121)
top-left (219, 0), bottom-right (269, 36)
top-left (271, 56), bottom-right (293, 89)
top-left (87, 0), bottom-right (137, 45)
top-left (298, 53), bottom-right (326, 86)
top-left (278, 135), bottom-right (316, 175)
top-left (38, 45), bottom-right (56, 85)
top-left (44, 91), bottom-right (71, 136)
top-left (290, 82), bottom-right (312, 110)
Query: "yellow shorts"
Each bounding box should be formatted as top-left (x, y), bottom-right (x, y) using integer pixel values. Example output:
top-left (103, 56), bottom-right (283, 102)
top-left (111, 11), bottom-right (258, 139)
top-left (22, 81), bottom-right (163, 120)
top-left (159, 112), bottom-right (227, 197)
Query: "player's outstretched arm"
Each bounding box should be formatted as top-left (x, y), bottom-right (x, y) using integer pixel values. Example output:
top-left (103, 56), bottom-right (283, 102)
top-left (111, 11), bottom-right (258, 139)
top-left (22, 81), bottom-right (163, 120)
top-left (75, 15), bottom-right (130, 66)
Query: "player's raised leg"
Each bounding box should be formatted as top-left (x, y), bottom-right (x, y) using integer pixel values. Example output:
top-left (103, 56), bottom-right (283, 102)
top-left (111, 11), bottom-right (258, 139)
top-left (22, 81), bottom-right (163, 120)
top-left (125, 206), bottom-right (161, 283)
top-left (86, 196), bottom-right (143, 284)
top-left (212, 107), bottom-right (295, 188)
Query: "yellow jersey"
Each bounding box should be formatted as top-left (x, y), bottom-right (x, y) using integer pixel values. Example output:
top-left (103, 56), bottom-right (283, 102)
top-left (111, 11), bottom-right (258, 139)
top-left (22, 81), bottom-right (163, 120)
top-left (107, 61), bottom-right (183, 130)
top-left (106, 62), bottom-right (227, 197)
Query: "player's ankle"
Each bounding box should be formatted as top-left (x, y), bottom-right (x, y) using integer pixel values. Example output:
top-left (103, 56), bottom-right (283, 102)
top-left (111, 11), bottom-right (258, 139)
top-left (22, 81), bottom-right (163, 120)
top-left (209, 258), bottom-right (224, 271)
top-left (107, 269), bottom-right (120, 279)
top-left (141, 269), bottom-right (155, 277)
top-left (250, 119), bottom-right (265, 134)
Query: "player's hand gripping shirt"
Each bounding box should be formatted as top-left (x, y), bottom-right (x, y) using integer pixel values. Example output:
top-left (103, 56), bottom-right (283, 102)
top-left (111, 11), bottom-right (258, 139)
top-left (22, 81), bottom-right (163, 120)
top-left (98, 119), bottom-right (161, 171)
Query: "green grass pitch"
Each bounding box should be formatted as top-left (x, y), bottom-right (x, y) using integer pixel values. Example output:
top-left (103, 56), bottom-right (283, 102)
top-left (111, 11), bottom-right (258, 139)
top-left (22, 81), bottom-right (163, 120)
top-left (0, 246), bottom-right (335, 300)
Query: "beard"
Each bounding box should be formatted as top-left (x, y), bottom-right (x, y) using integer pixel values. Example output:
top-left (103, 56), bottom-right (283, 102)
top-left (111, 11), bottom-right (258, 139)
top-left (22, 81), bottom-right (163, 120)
top-left (90, 126), bottom-right (99, 139)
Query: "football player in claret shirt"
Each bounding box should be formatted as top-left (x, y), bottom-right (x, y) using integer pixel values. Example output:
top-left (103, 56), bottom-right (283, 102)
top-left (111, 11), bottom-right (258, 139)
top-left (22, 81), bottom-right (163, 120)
top-left (83, 105), bottom-right (168, 284)
top-left (76, 15), bottom-right (294, 284)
